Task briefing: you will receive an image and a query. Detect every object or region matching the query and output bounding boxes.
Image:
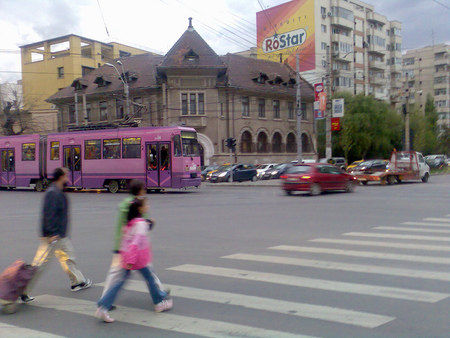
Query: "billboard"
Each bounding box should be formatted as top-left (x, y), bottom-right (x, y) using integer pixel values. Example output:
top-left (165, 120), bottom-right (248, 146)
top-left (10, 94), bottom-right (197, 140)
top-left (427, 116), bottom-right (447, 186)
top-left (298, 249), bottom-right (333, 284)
top-left (256, 0), bottom-right (315, 71)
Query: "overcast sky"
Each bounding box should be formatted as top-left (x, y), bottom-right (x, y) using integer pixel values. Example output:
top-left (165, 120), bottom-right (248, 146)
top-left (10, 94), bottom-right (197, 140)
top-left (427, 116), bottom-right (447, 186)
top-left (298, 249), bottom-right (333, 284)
top-left (0, 0), bottom-right (449, 84)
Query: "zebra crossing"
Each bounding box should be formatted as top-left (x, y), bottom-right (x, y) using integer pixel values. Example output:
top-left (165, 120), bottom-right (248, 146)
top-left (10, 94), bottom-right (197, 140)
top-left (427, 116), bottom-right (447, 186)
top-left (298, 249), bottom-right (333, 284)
top-left (1, 215), bottom-right (449, 337)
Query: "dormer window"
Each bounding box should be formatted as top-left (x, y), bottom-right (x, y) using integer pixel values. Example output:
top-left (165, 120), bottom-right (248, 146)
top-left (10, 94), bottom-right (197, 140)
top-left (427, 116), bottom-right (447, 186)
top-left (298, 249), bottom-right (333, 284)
top-left (94, 75), bottom-right (112, 88)
top-left (252, 73), bottom-right (269, 84)
top-left (283, 78), bottom-right (296, 88)
top-left (184, 49), bottom-right (199, 61)
top-left (71, 78), bottom-right (88, 91)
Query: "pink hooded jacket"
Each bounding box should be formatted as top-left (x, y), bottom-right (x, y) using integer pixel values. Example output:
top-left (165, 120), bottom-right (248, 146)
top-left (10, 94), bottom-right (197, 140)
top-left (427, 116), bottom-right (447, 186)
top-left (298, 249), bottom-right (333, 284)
top-left (120, 218), bottom-right (152, 270)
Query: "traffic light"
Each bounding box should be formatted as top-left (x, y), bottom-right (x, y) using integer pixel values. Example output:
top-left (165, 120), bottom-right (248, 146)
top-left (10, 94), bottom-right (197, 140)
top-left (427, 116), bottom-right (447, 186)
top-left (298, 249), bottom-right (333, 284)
top-left (231, 138), bottom-right (236, 152)
top-left (226, 138), bottom-right (232, 149)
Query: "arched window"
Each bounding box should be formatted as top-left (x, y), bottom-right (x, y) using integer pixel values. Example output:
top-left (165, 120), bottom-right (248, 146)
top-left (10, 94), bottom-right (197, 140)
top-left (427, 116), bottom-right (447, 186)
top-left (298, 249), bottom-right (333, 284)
top-left (302, 133), bottom-right (311, 153)
top-left (241, 131), bottom-right (252, 153)
top-left (257, 132), bottom-right (268, 153)
top-left (286, 133), bottom-right (297, 153)
top-left (272, 132), bottom-right (282, 153)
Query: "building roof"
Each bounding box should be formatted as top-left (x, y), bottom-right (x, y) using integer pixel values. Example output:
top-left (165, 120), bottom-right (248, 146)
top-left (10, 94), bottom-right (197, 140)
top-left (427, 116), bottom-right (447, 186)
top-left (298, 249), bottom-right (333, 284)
top-left (158, 18), bottom-right (226, 70)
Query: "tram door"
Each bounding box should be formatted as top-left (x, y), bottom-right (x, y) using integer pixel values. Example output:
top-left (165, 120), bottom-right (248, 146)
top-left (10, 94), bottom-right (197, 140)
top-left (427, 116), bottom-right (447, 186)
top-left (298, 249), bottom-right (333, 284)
top-left (0, 149), bottom-right (15, 187)
top-left (63, 146), bottom-right (82, 187)
top-left (146, 142), bottom-right (171, 188)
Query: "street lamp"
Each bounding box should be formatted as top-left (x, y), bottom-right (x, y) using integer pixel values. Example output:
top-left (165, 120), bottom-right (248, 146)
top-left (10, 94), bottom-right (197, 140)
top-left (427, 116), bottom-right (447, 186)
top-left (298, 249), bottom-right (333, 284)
top-left (105, 61), bottom-right (130, 118)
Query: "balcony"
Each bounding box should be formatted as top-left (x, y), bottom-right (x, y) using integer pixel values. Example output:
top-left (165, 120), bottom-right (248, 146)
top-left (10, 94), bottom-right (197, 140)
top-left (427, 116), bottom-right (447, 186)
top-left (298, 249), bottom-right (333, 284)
top-left (331, 16), bottom-right (354, 30)
top-left (331, 51), bottom-right (352, 62)
top-left (367, 43), bottom-right (385, 55)
top-left (434, 57), bottom-right (449, 66)
top-left (331, 33), bottom-right (353, 46)
top-left (390, 63), bottom-right (402, 74)
top-left (369, 77), bottom-right (385, 86)
top-left (390, 94), bottom-right (401, 103)
top-left (391, 79), bottom-right (403, 88)
top-left (369, 60), bottom-right (385, 70)
top-left (366, 12), bottom-right (387, 25)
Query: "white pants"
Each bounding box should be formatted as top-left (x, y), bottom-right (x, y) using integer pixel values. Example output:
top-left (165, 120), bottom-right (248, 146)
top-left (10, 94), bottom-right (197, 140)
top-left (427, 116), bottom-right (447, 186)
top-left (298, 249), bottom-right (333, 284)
top-left (25, 237), bottom-right (86, 294)
top-left (101, 253), bottom-right (163, 297)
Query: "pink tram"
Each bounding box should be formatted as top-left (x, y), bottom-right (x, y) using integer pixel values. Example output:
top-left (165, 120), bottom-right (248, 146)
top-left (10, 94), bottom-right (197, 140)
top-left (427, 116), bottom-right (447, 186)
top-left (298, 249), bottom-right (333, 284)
top-left (0, 126), bottom-right (202, 193)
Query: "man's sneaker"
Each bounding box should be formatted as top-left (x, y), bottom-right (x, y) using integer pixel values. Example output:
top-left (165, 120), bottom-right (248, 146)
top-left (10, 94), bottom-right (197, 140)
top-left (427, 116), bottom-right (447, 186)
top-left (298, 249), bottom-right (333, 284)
top-left (154, 298), bottom-right (173, 313)
top-left (71, 279), bottom-right (92, 291)
top-left (95, 307), bottom-right (114, 323)
top-left (108, 305), bottom-right (117, 311)
top-left (20, 294), bottom-right (35, 303)
top-left (163, 288), bottom-right (171, 297)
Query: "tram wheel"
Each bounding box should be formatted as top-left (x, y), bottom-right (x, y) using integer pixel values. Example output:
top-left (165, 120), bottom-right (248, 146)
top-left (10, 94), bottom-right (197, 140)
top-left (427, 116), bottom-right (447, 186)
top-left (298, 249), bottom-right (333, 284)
top-left (108, 180), bottom-right (119, 193)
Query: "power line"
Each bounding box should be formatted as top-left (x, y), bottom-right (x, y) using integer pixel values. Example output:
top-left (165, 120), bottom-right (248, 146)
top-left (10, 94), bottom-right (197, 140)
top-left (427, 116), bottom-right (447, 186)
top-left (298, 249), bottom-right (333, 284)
top-left (433, 0), bottom-right (450, 10)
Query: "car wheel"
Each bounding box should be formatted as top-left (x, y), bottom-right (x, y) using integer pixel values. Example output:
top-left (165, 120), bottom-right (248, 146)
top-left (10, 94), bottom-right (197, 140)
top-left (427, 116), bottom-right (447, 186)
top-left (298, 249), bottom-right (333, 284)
top-left (387, 175), bottom-right (395, 185)
top-left (309, 183), bottom-right (321, 196)
top-left (251, 175), bottom-right (257, 182)
top-left (108, 180), bottom-right (119, 193)
top-left (361, 181), bottom-right (368, 186)
top-left (422, 173), bottom-right (429, 183)
top-left (345, 181), bottom-right (355, 193)
top-left (285, 190), bottom-right (292, 196)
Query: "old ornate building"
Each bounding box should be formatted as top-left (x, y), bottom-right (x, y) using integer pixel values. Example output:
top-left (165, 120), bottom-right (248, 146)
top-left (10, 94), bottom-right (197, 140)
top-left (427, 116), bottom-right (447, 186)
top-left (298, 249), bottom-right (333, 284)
top-left (47, 20), bottom-right (316, 165)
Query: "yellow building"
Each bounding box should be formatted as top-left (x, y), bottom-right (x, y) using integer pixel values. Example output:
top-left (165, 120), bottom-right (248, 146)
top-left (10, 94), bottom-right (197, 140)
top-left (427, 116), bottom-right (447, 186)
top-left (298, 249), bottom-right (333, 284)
top-left (20, 34), bottom-right (153, 133)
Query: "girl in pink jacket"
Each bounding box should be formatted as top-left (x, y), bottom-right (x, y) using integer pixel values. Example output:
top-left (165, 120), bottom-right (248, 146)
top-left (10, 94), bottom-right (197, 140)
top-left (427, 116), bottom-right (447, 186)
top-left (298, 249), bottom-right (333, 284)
top-left (96, 198), bottom-right (172, 323)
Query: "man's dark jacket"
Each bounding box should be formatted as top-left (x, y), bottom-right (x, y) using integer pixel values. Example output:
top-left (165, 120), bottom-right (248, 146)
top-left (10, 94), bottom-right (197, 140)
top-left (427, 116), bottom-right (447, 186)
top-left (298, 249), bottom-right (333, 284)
top-left (41, 184), bottom-right (69, 238)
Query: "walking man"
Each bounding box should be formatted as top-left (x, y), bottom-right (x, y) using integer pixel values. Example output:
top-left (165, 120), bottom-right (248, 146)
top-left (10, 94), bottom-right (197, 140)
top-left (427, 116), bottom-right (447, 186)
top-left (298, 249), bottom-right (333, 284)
top-left (21, 167), bottom-right (91, 302)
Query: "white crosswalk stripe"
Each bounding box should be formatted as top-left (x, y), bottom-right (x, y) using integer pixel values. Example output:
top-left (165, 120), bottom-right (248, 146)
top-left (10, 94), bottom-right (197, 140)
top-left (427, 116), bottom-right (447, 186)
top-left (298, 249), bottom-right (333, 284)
top-left (223, 253), bottom-right (450, 282)
top-left (373, 226), bottom-right (450, 233)
top-left (29, 295), bottom-right (311, 338)
top-left (0, 323), bottom-right (66, 338)
top-left (402, 221), bottom-right (450, 227)
top-left (310, 238), bottom-right (450, 251)
top-left (168, 264), bottom-right (448, 303)
top-left (97, 280), bottom-right (394, 329)
top-left (344, 232), bottom-right (450, 242)
top-left (268, 245), bottom-right (450, 264)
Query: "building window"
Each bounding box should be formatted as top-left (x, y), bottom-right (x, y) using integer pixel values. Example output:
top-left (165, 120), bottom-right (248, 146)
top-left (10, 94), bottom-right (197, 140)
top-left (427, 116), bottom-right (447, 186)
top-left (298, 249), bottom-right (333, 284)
top-left (257, 132), bottom-right (268, 153)
top-left (321, 24), bottom-right (327, 33)
top-left (241, 131), bottom-right (252, 153)
top-left (122, 138), bottom-right (141, 158)
top-left (190, 93), bottom-right (196, 114)
top-left (57, 67), bottom-right (64, 79)
top-left (82, 66), bottom-right (95, 77)
top-left (181, 94), bottom-right (188, 115)
top-left (272, 132), bottom-right (282, 153)
top-left (321, 6), bottom-right (326, 15)
top-left (322, 60), bottom-right (327, 68)
top-left (133, 97), bottom-right (142, 117)
top-left (286, 133), bottom-right (297, 153)
top-left (321, 42), bottom-right (327, 50)
top-left (435, 88), bottom-right (447, 96)
top-left (116, 99), bottom-right (124, 119)
top-left (50, 142), bottom-right (59, 160)
top-left (69, 104), bottom-right (76, 123)
top-left (103, 139), bottom-right (120, 159)
top-left (288, 101), bottom-right (294, 120)
top-left (258, 98), bottom-right (265, 118)
top-left (273, 100), bottom-right (280, 119)
top-left (198, 93), bottom-right (205, 114)
top-left (301, 103), bottom-right (307, 120)
top-left (242, 96), bottom-right (250, 117)
top-left (181, 93), bottom-right (205, 115)
top-left (99, 101), bottom-right (108, 121)
top-left (85, 103), bottom-right (91, 122)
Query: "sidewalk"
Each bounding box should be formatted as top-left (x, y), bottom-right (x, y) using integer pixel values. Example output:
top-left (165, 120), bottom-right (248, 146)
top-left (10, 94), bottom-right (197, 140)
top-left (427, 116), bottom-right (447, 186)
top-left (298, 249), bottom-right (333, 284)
top-left (203, 179), bottom-right (281, 188)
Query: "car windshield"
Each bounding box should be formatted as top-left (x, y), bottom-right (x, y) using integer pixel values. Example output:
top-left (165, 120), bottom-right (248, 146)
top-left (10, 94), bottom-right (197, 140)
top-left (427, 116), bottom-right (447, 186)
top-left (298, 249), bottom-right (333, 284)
top-left (273, 163), bottom-right (287, 170)
top-left (285, 165), bottom-right (312, 174)
top-left (257, 164), bottom-right (268, 169)
top-left (217, 165), bottom-right (231, 171)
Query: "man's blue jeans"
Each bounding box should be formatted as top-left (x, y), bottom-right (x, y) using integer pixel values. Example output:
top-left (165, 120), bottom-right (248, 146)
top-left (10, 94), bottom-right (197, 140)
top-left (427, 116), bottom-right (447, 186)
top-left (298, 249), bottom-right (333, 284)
top-left (97, 266), bottom-right (167, 310)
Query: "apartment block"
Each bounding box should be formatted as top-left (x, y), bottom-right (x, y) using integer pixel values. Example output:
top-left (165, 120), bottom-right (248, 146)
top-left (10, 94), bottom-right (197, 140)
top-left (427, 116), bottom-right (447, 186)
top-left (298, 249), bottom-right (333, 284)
top-left (256, 0), bottom-right (402, 107)
top-left (402, 44), bottom-right (450, 129)
top-left (19, 35), bottom-right (152, 133)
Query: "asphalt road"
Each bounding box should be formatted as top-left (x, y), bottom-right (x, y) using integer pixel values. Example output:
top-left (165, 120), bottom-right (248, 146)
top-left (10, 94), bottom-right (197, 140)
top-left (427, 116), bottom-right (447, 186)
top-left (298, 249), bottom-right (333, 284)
top-left (0, 175), bottom-right (449, 337)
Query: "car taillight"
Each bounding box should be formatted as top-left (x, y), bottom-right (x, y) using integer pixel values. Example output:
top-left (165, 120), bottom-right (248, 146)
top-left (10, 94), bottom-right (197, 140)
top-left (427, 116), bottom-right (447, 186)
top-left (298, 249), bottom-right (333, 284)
top-left (280, 175), bottom-right (287, 179)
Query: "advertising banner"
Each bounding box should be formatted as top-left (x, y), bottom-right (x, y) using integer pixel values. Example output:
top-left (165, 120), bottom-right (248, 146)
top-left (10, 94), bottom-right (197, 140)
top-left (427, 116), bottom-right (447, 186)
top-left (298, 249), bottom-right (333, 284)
top-left (256, 0), bottom-right (315, 71)
top-left (332, 98), bottom-right (345, 118)
top-left (331, 117), bottom-right (341, 131)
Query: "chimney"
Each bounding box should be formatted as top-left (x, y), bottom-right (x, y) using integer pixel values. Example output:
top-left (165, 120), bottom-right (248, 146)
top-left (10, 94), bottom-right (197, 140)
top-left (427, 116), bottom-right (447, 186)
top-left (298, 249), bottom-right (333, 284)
top-left (188, 17), bottom-right (194, 31)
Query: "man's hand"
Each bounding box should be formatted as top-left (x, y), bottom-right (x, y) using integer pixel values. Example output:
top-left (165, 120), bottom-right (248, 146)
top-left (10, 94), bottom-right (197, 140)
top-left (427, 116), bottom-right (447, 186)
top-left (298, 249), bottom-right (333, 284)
top-left (48, 235), bottom-right (59, 243)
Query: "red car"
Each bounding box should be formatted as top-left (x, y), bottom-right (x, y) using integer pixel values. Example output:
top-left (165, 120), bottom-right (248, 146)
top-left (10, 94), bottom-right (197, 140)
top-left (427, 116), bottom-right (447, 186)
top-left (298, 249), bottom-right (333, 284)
top-left (280, 163), bottom-right (357, 196)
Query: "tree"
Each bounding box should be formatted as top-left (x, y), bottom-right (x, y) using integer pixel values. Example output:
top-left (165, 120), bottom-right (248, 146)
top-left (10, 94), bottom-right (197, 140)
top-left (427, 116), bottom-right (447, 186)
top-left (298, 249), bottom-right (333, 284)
top-left (332, 93), bottom-right (403, 162)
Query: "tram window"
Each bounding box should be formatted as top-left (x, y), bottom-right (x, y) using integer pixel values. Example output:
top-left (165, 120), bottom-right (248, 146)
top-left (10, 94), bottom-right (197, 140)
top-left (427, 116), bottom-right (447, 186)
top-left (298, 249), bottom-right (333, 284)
top-left (122, 137), bottom-right (141, 158)
top-left (160, 145), bottom-right (170, 170)
top-left (181, 131), bottom-right (200, 157)
top-left (173, 135), bottom-right (182, 157)
top-left (147, 144), bottom-right (158, 170)
top-left (103, 138), bottom-right (121, 159)
top-left (50, 142), bottom-right (60, 160)
top-left (22, 143), bottom-right (36, 161)
top-left (85, 140), bottom-right (101, 159)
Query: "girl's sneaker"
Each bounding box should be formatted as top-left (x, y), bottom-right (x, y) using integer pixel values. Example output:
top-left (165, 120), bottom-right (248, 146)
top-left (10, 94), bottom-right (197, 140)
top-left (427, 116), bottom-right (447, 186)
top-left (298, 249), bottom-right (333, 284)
top-left (154, 298), bottom-right (173, 313)
top-left (95, 307), bottom-right (115, 323)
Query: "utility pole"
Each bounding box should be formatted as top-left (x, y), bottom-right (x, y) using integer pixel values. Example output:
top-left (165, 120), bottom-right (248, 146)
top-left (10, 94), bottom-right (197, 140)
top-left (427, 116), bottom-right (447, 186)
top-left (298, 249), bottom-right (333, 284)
top-left (325, 45), bottom-right (332, 159)
top-left (296, 52), bottom-right (302, 162)
top-left (404, 73), bottom-right (410, 151)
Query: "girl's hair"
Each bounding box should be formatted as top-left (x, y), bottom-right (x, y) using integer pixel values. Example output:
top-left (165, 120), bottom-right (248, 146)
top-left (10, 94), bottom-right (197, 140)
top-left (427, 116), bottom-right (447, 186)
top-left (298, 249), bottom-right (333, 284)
top-left (127, 197), bottom-right (145, 222)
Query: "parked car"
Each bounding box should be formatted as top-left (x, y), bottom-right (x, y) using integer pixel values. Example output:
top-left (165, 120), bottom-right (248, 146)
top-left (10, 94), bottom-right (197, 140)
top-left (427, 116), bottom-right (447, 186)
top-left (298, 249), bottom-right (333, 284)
top-left (349, 159), bottom-right (389, 185)
top-left (205, 163), bottom-right (232, 181)
top-left (210, 163), bottom-right (257, 183)
top-left (280, 163), bottom-right (357, 196)
top-left (261, 163), bottom-right (294, 180)
top-left (425, 154), bottom-right (447, 168)
top-left (319, 157), bottom-right (348, 170)
top-left (346, 160), bottom-right (364, 172)
top-left (201, 165), bottom-right (219, 181)
top-left (256, 163), bottom-right (278, 179)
